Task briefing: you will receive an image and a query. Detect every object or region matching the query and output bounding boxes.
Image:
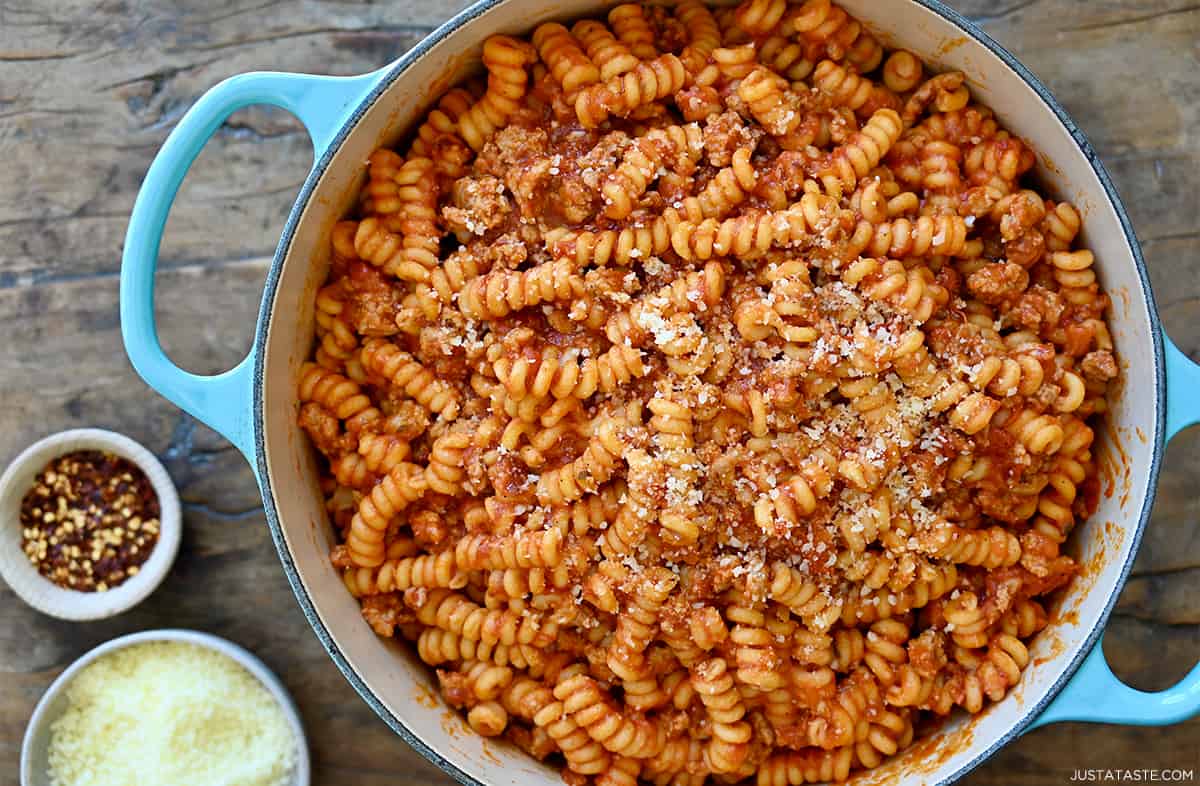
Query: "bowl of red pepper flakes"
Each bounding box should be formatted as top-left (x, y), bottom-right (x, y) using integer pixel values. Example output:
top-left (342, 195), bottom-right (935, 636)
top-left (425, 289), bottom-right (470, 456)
top-left (0, 429), bottom-right (181, 620)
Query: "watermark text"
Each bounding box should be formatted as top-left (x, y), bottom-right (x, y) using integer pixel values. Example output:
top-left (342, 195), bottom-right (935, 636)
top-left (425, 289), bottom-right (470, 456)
top-left (1071, 770), bottom-right (1194, 782)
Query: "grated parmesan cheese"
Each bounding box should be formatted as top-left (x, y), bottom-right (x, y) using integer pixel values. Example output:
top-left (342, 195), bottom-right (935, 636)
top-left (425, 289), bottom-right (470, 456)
top-left (48, 641), bottom-right (296, 786)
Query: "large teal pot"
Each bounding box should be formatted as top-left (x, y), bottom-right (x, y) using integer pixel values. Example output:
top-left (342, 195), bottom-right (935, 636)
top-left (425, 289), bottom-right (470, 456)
top-left (120, 1), bottom-right (1200, 783)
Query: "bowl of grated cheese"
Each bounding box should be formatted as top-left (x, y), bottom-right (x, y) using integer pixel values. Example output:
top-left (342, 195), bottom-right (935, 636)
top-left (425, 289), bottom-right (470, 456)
top-left (21, 629), bottom-right (310, 786)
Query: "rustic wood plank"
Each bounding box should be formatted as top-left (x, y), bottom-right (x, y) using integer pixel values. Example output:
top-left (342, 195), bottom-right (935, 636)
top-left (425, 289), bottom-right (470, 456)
top-left (1, 1), bottom-right (1198, 784)
top-left (0, 0), bottom-right (454, 280)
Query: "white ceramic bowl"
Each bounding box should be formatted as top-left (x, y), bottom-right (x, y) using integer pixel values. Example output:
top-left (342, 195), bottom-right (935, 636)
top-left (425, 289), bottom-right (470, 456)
top-left (0, 428), bottom-right (182, 620)
top-left (20, 628), bottom-right (312, 786)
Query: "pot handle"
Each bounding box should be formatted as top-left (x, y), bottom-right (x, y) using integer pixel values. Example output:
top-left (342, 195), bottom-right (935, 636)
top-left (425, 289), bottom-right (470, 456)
top-left (1029, 335), bottom-right (1200, 728)
top-left (120, 68), bottom-right (388, 463)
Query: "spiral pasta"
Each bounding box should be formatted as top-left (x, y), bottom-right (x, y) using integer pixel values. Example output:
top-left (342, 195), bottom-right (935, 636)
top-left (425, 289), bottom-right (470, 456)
top-left (303, 4), bottom-right (1117, 783)
top-left (738, 67), bottom-right (810, 148)
top-left (791, 0), bottom-right (883, 73)
top-left (534, 23), bottom-right (601, 93)
top-left (361, 338), bottom-right (461, 420)
top-left (574, 20), bottom-right (640, 80)
top-left (460, 36), bottom-right (538, 151)
top-left (344, 462), bottom-right (428, 567)
top-left (605, 260), bottom-right (726, 349)
top-left (677, 0), bottom-right (721, 73)
top-left (546, 217), bottom-right (674, 267)
top-left (818, 108), bottom-right (903, 196)
top-left (692, 657), bottom-right (751, 774)
top-left (356, 431), bottom-right (412, 475)
top-left (387, 157), bottom-right (441, 262)
top-left (459, 258), bottom-right (585, 319)
top-left (408, 88), bottom-right (475, 178)
top-left (846, 213), bottom-right (970, 258)
top-left (670, 192), bottom-right (842, 261)
top-left (553, 684), bottom-right (661, 764)
top-left (361, 149), bottom-right (406, 217)
top-left (768, 562), bottom-right (844, 633)
top-left (344, 550), bottom-right (466, 594)
top-left (608, 567), bottom-right (678, 681)
top-left (491, 337), bottom-right (648, 402)
top-left (417, 627), bottom-right (542, 669)
top-left (413, 588), bottom-right (557, 647)
top-left (603, 450), bottom-right (659, 557)
top-left (673, 148), bottom-right (757, 221)
top-left (299, 362), bottom-right (379, 433)
top-left (608, 4), bottom-right (657, 60)
top-left (733, 0), bottom-right (786, 35)
top-left (602, 124), bottom-right (703, 219)
top-left (454, 528), bottom-right (565, 570)
top-left (649, 396), bottom-right (703, 544)
top-left (536, 417), bottom-right (626, 504)
top-left (576, 54), bottom-right (688, 128)
top-left (811, 59), bottom-right (876, 113)
top-left (882, 50), bottom-right (923, 93)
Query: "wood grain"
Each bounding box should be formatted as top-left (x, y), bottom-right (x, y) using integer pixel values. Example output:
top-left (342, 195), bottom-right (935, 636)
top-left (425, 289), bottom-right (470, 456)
top-left (1, 1), bottom-right (1197, 784)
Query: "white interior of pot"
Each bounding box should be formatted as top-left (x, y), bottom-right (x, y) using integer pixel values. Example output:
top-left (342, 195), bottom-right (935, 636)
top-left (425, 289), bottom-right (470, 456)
top-left (260, 1), bottom-right (1160, 783)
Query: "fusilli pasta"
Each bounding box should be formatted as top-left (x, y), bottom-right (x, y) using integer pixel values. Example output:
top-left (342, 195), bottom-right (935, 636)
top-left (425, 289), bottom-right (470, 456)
top-left (299, 4), bottom-right (1117, 783)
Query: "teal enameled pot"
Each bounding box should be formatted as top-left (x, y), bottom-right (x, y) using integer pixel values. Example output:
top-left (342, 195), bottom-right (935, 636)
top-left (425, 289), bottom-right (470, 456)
top-left (120, 1), bottom-right (1200, 783)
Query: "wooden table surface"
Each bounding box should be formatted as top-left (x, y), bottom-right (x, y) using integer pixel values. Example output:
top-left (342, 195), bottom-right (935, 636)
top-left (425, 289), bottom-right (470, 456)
top-left (1, 1), bottom-right (1198, 784)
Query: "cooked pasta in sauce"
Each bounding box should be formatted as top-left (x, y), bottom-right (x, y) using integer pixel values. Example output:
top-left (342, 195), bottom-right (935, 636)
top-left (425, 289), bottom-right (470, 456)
top-left (297, 1), bottom-right (1118, 782)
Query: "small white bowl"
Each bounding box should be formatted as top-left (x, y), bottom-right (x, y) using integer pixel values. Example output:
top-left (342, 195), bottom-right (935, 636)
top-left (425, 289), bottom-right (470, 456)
top-left (20, 628), bottom-right (312, 786)
top-left (0, 428), bottom-right (182, 620)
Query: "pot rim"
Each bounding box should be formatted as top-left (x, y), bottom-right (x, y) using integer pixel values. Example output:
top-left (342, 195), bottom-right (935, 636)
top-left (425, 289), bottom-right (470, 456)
top-left (251, 1), bottom-right (1166, 784)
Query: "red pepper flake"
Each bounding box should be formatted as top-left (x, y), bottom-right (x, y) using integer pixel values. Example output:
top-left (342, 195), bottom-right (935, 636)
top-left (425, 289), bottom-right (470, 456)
top-left (19, 450), bottom-right (160, 592)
